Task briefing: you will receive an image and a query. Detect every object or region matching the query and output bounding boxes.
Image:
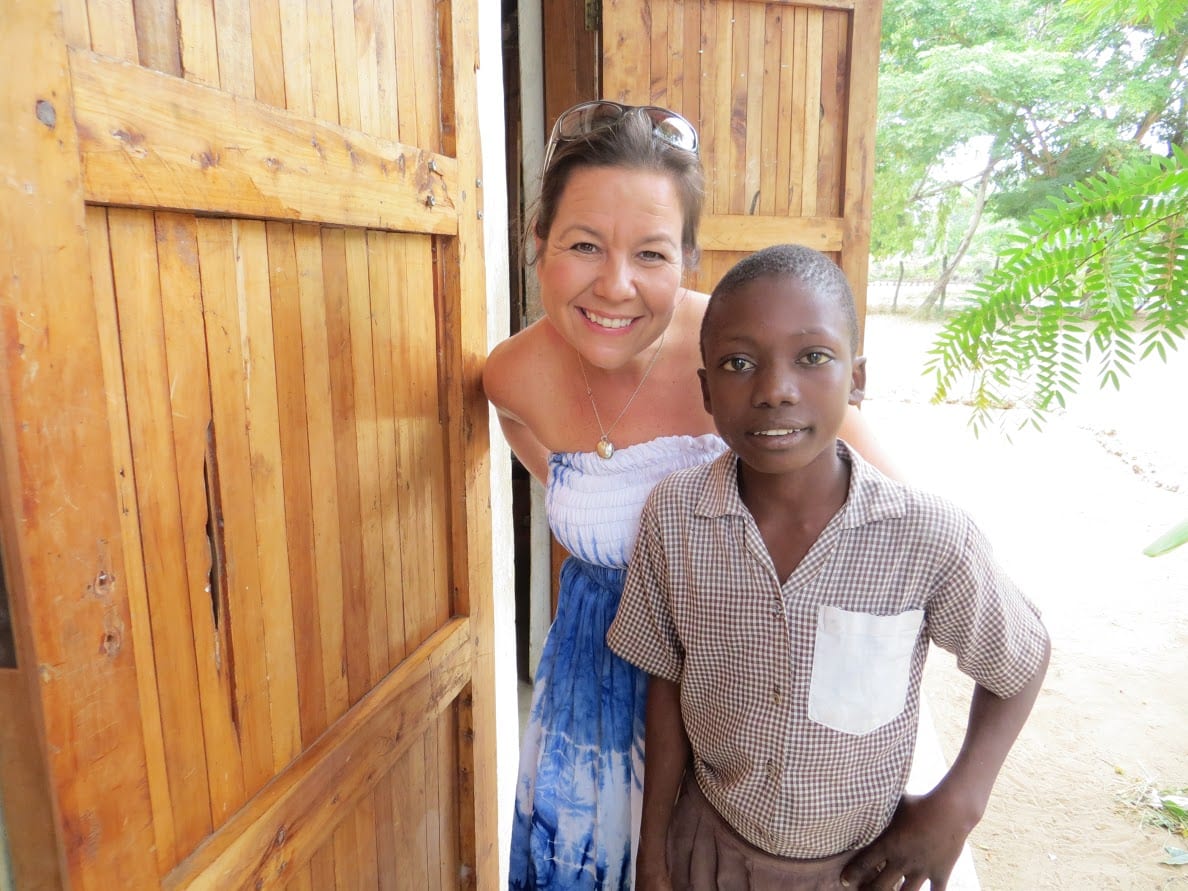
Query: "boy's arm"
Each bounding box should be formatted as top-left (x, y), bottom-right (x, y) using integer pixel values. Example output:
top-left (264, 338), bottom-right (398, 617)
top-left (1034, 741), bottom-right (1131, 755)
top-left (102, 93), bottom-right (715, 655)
top-left (841, 634), bottom-right (1050, 891)
top-left (636, 676), bottom-right (691, 891)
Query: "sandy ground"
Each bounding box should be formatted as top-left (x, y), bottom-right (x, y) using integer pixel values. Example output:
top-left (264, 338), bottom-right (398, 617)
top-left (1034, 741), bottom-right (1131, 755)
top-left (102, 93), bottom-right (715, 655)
top-left (861, 309), bottom-right (1188, 891)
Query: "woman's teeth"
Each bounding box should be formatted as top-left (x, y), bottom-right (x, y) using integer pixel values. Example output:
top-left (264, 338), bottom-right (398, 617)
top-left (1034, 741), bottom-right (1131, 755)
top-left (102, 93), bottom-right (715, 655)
top-left (583, 309), bottom-right (634, 329)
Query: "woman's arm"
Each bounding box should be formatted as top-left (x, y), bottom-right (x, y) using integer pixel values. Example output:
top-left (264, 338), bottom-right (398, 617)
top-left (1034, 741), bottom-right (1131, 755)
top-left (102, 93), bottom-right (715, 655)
top-left (839, 405), bottom-right (903, 481)
top-left (636, 676), bottom-right (690, 890)
top-left (483, 335), bottom-right (551, 483)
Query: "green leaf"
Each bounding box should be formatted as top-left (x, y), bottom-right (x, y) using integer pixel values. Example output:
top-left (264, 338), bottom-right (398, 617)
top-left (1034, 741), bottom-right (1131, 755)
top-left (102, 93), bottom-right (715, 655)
top-left (1144, 519), bottom-right (1188, 557)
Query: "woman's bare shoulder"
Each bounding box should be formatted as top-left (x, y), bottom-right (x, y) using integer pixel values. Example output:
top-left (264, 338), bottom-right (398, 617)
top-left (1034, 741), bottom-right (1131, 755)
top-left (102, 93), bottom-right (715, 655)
top-left (484, 319), bottom-right (559, 414)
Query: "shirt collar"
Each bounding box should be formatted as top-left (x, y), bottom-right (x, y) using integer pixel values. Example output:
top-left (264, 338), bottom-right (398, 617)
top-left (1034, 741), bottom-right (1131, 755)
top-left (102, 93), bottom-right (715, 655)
top-left (695, 439), bottom-right (907, 528)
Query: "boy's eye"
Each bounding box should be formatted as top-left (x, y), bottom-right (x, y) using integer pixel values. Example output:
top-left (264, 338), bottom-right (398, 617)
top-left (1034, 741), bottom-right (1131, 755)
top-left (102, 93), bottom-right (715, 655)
top-left (801, 351), bottom-right (833, 366)
top-left (719, 356), bottom-right (755, 373)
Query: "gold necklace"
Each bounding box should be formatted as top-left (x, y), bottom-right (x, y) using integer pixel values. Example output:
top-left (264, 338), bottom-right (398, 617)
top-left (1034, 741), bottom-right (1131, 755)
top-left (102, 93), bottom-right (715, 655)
top-left (577, 331), bottom-right (667, 459)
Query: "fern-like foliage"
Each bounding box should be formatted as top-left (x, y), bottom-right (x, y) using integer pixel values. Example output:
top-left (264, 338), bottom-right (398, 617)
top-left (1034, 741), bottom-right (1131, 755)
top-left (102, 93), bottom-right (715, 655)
top-left (926, 144), bottom-right (1188, 434)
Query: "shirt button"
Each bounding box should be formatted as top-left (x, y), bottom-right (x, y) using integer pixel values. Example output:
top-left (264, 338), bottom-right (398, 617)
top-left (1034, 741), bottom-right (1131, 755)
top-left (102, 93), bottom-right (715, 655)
top-left (766, 758), bottom-right (779, 780)
top-left (772, 685), bottom-right (782, 704)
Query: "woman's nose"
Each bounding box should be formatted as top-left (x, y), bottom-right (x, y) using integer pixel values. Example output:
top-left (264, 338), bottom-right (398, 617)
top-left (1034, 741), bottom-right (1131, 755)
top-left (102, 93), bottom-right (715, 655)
top-left (594, 255), bottom-right (634, 301)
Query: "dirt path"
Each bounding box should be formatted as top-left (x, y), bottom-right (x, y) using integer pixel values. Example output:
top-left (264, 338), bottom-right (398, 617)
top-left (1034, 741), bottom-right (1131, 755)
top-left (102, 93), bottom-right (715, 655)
top-left (861, 313), bottom-right (1188, 890)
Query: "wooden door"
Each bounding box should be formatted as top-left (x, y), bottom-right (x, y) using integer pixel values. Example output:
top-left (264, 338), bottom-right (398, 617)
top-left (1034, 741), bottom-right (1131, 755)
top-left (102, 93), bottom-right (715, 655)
top-left (0, 1), bottom-right (496, 889)
top-left (602, 0), bottom-right (883, 344)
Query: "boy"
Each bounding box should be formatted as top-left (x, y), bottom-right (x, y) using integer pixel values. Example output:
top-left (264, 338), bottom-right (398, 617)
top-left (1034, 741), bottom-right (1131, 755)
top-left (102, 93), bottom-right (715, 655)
top-left (607, 244), bottom-right (1050, 890)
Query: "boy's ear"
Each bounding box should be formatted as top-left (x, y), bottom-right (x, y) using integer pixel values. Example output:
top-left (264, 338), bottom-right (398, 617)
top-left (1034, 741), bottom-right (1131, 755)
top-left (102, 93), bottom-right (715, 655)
top-left (849, 355), bottom-right (867, 407)
top-left (698, 367), bottom-right (712, 414)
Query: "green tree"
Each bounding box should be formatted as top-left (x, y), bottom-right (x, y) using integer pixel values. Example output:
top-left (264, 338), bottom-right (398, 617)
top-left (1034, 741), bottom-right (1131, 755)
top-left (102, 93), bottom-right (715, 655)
top-left (915, 0), bottom-right (1188, 554)
top-left (874, 0), bottom-right (1188, 311)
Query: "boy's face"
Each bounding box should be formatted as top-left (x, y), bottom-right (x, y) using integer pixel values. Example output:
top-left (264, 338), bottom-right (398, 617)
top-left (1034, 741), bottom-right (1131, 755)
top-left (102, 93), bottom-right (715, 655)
top-left (699, 275), bottom-right (866, 477)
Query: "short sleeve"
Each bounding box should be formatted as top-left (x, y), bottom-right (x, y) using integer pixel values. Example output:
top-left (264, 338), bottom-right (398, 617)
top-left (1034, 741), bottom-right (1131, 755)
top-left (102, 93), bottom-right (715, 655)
top-left (606, 494), bottom-right (685, 682)
top-left (926, 514), bottom-right (1049, 698)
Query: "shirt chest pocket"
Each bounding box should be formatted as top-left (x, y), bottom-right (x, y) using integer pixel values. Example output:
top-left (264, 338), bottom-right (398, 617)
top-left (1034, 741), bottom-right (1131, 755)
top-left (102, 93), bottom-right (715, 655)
top-left (807, 605), bottom-right (925, 736)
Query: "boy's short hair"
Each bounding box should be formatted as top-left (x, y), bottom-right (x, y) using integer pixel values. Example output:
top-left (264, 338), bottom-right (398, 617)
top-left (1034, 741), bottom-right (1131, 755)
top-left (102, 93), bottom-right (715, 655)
top-left (701, 244), bottom-right (860, 354)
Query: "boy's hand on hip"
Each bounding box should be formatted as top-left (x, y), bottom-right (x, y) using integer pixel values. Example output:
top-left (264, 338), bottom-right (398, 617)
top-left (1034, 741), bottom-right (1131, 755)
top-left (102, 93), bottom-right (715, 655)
top-left (839, 788), bottom-right (978, 891)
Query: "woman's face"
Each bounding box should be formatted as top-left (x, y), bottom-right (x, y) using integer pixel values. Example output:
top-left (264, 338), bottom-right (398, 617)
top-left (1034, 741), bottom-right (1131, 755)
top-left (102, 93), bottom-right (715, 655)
top-left (536, 166), bottom-right (687, 371)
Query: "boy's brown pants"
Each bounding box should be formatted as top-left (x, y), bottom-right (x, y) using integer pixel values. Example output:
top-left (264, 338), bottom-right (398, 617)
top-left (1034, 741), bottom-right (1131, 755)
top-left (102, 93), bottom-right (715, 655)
top-left (667, 778), bottom-right (853, 890)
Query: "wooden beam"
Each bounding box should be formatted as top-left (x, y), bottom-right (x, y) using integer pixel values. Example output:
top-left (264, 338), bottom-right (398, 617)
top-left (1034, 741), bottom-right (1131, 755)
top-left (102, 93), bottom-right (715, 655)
top-left (699, 213), bottom-right (844, 253)
top-left (0, 4), bottom-right (158, 889)
top-left (69, 48), bottom-right (460, 234)
top-left (162, 617), bottom-right (474, 891)
top-left (439, 1), bottom-right (498, 885)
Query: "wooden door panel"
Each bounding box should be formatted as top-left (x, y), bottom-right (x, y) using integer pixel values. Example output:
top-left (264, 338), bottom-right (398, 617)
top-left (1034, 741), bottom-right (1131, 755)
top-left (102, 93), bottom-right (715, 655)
top-left (2, 0), bottom-right (495, 888)
top-left (602, 0), bottom-right (882, 341)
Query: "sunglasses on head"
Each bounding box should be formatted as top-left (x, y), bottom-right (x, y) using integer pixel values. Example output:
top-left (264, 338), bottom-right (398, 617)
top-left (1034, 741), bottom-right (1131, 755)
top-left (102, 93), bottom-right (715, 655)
top-left (542, 100), bottom-right (700, 173)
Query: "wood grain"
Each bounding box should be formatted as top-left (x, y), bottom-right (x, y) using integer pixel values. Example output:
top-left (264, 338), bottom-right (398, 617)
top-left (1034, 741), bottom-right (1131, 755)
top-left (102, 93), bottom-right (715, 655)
top-left (71, 48), bottom-right (459, 233)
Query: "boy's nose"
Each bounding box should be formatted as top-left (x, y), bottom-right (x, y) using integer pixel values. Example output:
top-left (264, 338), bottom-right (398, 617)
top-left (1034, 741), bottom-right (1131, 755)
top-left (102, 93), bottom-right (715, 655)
top-left (753, 365), bottom-right (800, 406)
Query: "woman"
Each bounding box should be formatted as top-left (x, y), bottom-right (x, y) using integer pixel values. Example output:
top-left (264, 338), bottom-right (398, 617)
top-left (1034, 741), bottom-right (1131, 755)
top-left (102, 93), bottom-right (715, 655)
top-left (484, 101), bottom-right (888, 890)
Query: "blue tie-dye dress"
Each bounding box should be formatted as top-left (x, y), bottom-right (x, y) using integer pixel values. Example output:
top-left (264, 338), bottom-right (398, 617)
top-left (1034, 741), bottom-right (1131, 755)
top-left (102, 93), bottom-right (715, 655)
top-left (509, 434), bottom-right (726, 890)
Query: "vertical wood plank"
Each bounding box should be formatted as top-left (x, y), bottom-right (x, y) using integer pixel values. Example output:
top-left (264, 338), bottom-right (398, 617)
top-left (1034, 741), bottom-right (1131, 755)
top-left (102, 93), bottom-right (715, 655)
top-left (647, 2), bottom-right (665, 105)
top-left (155, 211), bottom-right (245, 831)
top-left (0, 6), bottom-right (157, 886)
top-left (438, 1), bottom-right (497, 880)
top-left (392, 237), bottom-right (443, 649)
top-left (108, 206), bottom-right (214, 864)
top-left (709, 2), bottom-right (734, 214)
top-left (353, 0), bottom-right (382, 133)
top-left (392, 0), bottom-right (420, 145)
top-left (374, 771), bottom-right (399, 891)
top-left (278, 0), bottom-right (313, 114)
top-left (265, 222), bottom-right (328, 745)
top-left (411, 0), bottom-right (444, 149)
top-left (604, 0), bottom-right (645, 103)
top-left (176, 0), bottom-right (221, 86)
top-left (60, 0), bottom-right (92, 47)
top-left (727, 2), bottom-right (749, 215)
top-left (306, 0), bottom-right (341, 122)
top-left (680, 1), bottom-right (701, 128)
top-left (375, 0), bottom-right (400, 141)
top-left (84, 0), bottom-right (138, 60)
top-left (435, 704), bottom-right (461, 889)
top-left (330, 0), bottom-right (362, 127)
top-left (759, 4), bottom-right (781, 218)
top-left (392, 739), bottom-right (429, 889)
top-left (214, 0), bottom-right (255, 95)
top-left (239, 219), bottom-right (303, 772)
top-left (344, 229), bottom-right (391, 685)
top-left (743, 3), bottom-right (767, 216)
top-left (88, 206), bottom-right (177, 875)
top-left (354, 795), bottom-right (381, 890)
top-left (250, 0), bottom-right (287, 107)
top-left (133, 0), bottom-right (182, 75)
top-left (801, 7), bottom-right (824, 216)
top-left (332, 815), bottom-right (361, 888)
top-left (320, 229), bottom-right (371, 704)
top-left (817, 9), bottom-right (845, 216)
top-left (294, 226), bottom-right (350, 724)
top-left (776, 5), bottom-right (798, 216)
top-left (368, 233), bottom-right (409, 666)
top-left (196, 217), bottom-right (275, 800)
top-left (842, 0), bottom-right (885, 337)
top-left (664, 1), bottom-right (683, 113)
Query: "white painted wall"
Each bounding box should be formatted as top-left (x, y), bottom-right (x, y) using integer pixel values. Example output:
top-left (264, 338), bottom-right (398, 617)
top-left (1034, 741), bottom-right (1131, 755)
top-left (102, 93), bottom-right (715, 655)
top-left (475, 4), bottom-right (515, 884)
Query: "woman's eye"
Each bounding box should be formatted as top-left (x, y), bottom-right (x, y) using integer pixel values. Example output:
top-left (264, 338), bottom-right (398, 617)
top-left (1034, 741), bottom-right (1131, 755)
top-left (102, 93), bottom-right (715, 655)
top-left (571, 241), bottom-right (598, 254)
top-left (639, 249), bottom-right (667, 262)
top-left (720, 356), bottom-right (754, 372)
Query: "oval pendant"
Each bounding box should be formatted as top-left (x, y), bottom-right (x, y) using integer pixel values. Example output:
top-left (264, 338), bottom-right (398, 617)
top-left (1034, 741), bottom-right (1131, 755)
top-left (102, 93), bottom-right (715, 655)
top-left (596, 437), bottom-right (615, 460)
